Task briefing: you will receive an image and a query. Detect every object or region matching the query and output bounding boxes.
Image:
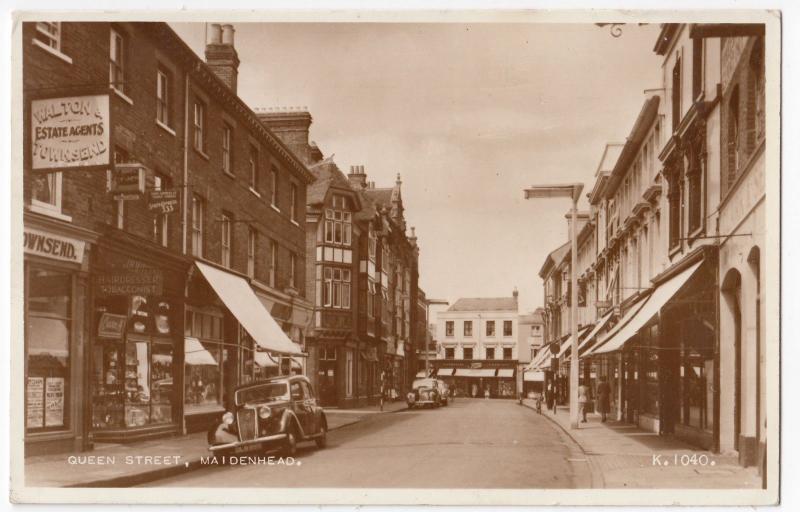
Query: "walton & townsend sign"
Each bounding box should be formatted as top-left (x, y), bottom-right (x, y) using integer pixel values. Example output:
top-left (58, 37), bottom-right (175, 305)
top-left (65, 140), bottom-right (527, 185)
top-left (30, 94), bottom-right (110, 172)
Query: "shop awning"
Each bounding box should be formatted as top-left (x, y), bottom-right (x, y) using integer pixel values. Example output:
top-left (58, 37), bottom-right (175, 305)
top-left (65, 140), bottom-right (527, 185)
top-left (454, 368), bottom-right (497, 378)
top-left (526, 347), bottom-right (551, 371)
top-left (585, 293), bottom-right (650, 357)
top-left (497, 368), bottom-right (515, 378)
top-left (576, 310), bottom-right (615, 357)
top-left (524, 371), bottom-right (545, 382)
top-left (195, 261), bottom-right (303, 356)
top-left (415, 370), bottom-right (428, 378)
top-left (254, 351), bottom-right (302, 369)
top-left (592, 260), bottom-right (703, 355)
top-left (184, 337), bottom-right (218, 366)
top-left (557, 324), bottom-right (593, 358)
top-left (436, 368), bottom-right (455, 377)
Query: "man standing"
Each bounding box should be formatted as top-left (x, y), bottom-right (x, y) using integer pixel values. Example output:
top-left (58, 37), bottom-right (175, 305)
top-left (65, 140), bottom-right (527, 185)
top-left (596, 375), bottom-right (611, 423)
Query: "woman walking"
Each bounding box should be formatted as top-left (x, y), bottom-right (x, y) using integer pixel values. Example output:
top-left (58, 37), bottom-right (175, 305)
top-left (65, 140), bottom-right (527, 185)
top-left (597, 375), bottom-right (611, 422)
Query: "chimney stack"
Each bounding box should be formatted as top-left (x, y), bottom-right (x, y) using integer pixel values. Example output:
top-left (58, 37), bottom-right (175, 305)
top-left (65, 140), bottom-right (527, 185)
top-left (205, 23), bottom-right (240, 93)
top-left (513, 287), bottom-right (519, 300)
top-left (348, 165), bottom-right (368, 189)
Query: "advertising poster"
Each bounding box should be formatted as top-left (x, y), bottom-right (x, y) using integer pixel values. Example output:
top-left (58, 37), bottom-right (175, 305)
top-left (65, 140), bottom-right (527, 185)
top-left (26, 377), bottom-right (44, 429)
top-left (44, 377), bottom-right (65, 427)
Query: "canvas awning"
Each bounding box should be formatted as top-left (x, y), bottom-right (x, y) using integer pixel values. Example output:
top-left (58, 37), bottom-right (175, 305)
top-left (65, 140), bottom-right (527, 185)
top-left (436, 368), bottom-right (455, 377)
top-left (254, 351), bottom-right (302, 369)
top-left (557, 324), bottom-right (593, 358)
top-left (195, 261), bottom-right (303, 356)
top-left (524, 371), bottom-right (545, 382)
top-left (454, 368), bottom-right (497, 378)
top-left (576, 310), bottom-right (615, 357)
top-left (497, 368), bottom-right (515, 378)
top-left (592, 261), bottom-right (704, 355)
top-left (184, 337), bottom-right (218, 366)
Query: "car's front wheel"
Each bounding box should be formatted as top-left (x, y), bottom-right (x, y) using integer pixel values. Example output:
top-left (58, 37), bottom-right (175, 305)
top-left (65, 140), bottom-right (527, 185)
top-left (283, 425), bottom-right (298, 456)
top-left (315, 422), bottom-right (327, 449)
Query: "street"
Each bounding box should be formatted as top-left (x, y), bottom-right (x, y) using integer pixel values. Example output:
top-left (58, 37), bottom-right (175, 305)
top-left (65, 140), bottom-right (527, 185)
top-left (145, 398), bottom-right (592, 488)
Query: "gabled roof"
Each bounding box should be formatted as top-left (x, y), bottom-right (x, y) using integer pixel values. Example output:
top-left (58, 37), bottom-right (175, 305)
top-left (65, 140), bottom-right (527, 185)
top-left (519, 308), bottom-right (545, 324)
top-left (306, 159), bottom-right (361, 208)
top-left (447, 297), bottom-right (519, 312)
top-left (538, 242), bottom-right (570, 279)
top-left (364, 187), bottom-right (394, 209)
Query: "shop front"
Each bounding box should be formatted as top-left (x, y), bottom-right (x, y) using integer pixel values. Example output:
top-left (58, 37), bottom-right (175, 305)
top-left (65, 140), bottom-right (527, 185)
top-left (90, 239), bottom-right (187, 443)
top-left (23, 216), bottom-right (97, 456)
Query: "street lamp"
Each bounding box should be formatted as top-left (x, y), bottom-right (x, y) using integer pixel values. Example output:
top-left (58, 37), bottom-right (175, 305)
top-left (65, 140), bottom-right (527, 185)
top-left (425, 299), bottom-right (449, 377)
top-left (524, 183), bottom-right (584, 429)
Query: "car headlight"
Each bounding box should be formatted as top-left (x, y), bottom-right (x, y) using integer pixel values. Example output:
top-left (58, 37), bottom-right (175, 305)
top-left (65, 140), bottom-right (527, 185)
top-left (222, 412), bottom-right (234, 425)
top-left (258, 406), bottom-right (271, 419)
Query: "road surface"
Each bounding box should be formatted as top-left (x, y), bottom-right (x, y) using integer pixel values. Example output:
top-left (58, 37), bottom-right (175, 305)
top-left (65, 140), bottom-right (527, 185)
top-left (145, 398), bottom-right (592, 488)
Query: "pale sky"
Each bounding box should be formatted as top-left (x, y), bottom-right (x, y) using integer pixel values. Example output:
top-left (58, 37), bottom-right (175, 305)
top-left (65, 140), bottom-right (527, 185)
top-left (171, 22), bottom-right (663, 313)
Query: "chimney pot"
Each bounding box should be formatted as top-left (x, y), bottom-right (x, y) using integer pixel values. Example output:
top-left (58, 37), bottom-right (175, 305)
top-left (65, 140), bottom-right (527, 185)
top-left (221, 24), bottom-right (235, 45)
top-left (208, 23), bottom-right (222, 44)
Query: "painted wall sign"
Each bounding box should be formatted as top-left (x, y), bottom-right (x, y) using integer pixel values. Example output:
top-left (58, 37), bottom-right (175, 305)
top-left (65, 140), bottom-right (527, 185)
top-left (31, 94), bottom-right (110, 171)
top-left (148, 189), bottom-right (179, 214)
top-left (23, 227), bottom-right (86, 264)
top-left (95, 271), bottom-right (163, 296)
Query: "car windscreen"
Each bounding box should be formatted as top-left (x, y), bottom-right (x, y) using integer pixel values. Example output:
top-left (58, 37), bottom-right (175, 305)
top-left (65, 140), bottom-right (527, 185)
top-left (235, 383), bottom-right (290, 405)
top-left (412, 379), bottom-right (437, 389)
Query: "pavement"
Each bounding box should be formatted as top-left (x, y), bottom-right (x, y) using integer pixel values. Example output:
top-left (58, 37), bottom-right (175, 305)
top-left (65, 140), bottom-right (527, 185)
top-left (146, 398), bottom-right (592, 489)
top-left (521, 399), bottom-right (763, 489)
top-left (23, 399), bottom-right (408, 488)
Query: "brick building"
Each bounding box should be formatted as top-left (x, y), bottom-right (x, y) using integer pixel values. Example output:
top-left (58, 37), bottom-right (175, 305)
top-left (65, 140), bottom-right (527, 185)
top-left (22, 21), bottom-right (313, 455)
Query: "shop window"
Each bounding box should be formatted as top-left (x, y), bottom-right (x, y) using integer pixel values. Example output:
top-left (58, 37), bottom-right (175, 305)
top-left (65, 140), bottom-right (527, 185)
top-left (503, 347), bottom-right (512, 360)
top-left (345, 351), bottom-right (354, 398)
top-left (445, 321), bottom-right (454, 337)
top-left (26, 267), bottom-right (72, 433)
top-left (463, 321), bottom-right (472, 337)
top-left (486, 347), bottom-right (495, 360)
top-left (109, 28), bottom-right (126, 94)
top-left (184, 308), bottom-right (224, 415)
top-left (463, 347), bottom-right (473, 360)
top-left (92, 295), bottom-right (175, 430)
top-left (503, 320), bottom-right (513, 337)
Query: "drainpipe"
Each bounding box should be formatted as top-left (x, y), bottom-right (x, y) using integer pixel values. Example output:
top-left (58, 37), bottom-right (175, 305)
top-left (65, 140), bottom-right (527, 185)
top-left (181, 71), bottom-right (190, 256)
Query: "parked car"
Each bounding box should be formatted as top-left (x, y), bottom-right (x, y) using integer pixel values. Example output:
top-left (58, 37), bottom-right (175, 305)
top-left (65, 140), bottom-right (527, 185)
top-left (207, 375), bottom-right (327, 456)
top-left (407, 378), bottom-right (443, 408)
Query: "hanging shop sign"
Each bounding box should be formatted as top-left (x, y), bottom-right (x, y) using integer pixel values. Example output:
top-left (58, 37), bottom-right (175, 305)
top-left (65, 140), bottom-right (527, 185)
top-left (31, 94), bottom-right (110, 172)
top-left (110, 163), bottom-right (147, 196)
top-left (148, 189), bottom-right (179, 214)
top-left (23, 227), bottom-right (86, 264)
top-left (97, 313), bottom-right (127, 338)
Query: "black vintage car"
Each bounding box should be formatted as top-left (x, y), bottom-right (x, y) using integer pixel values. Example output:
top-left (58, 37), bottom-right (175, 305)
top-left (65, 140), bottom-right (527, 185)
top-left (208, 375), bottom-right (328, 456)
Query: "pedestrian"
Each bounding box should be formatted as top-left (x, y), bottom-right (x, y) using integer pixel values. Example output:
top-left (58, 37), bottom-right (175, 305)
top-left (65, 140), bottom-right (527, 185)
top-left (471, 383), bottom-right (478, 398)
top-left (596, 375), bottom-right (611, 423)
top-left (545, 383), bottom-right (555, 413)
top-left (578, 379), bottom-right (590, 423)
top-left (484, 388), bottom-right (490, 400)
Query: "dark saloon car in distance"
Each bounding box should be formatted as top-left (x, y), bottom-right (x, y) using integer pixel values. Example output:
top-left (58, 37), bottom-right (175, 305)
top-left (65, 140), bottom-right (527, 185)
top-left (208, 375), bottom-right (327, 456)
top-left (406, 377), bottom-right (449, 409)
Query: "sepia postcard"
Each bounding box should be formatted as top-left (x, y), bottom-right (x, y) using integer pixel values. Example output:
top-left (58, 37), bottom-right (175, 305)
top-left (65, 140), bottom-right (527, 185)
top-left (8, 7), bottom-right (781, 506)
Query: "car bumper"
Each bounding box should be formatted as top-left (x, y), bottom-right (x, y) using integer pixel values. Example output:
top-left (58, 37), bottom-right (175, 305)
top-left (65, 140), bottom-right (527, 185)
top-left (209, 433), bottom-right (288, 453)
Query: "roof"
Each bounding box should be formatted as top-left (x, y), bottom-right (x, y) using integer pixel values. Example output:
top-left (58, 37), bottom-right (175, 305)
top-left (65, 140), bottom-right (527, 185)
top-left (306, 159), bottom-right (361, 208)
top-left (519, 309), bottom-right (545, 324)
top-left (447, 297), bottom-right (518, 312)
top-left (363, 187), bottom-right (394, 209)
top-left (538, 242), bottom-right (570, 279)
top-left (604, 95), bottom-right (661, 199)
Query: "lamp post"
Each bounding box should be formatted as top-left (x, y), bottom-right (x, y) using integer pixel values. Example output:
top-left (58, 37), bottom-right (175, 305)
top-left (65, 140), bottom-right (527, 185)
top-left (524, 183), bottom-right (584, 429)
top-left (425, 299), bottom-right (449, 376)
